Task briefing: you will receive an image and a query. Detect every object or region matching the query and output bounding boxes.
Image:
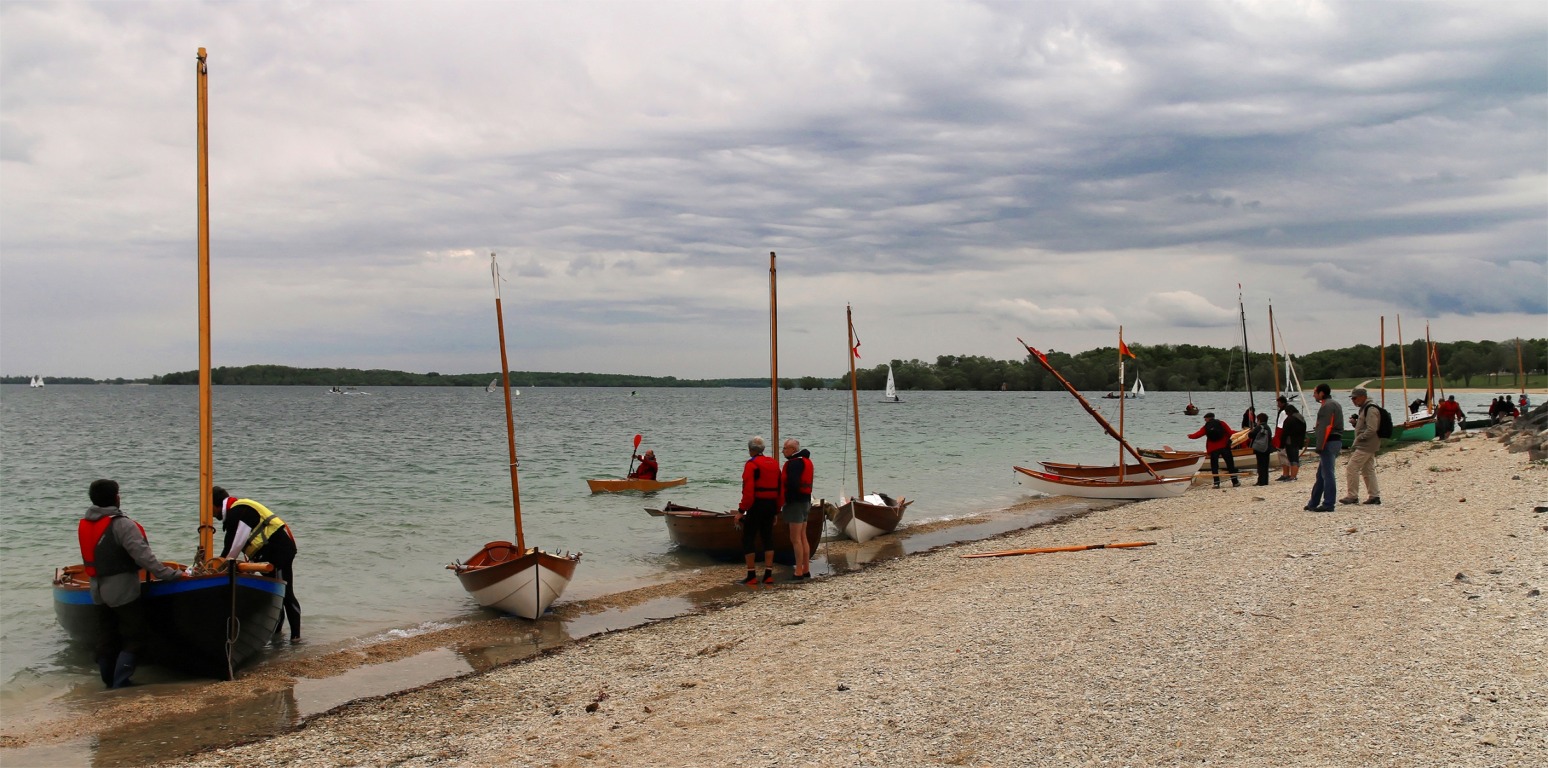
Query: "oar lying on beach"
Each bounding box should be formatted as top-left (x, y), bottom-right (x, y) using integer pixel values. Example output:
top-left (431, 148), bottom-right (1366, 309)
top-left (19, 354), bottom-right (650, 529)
top-left (961, 541), bottom-right (1156, 559)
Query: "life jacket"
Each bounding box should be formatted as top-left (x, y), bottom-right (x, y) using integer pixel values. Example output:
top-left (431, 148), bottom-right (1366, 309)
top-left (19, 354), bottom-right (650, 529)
top-left (748, 455), bottom-right (780, 500)
top-left (229, 498), bottom-right (288, 558)
top-left (78, 513), bottom-right (146, 577)
top-left (784, 454), bottom-right (814, 499)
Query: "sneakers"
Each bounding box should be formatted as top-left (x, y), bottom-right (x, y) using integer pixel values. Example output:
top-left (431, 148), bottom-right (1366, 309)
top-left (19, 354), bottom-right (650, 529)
top-left (761, 570), bottom-right (775, 585)
top-left (1315, 506), bottom-right (1335, 512)
top-left (1275, 476), bottom-right (1293, 482)
top-left (1362, 497), bottom-right (1382, 505)
top-left (1338, 497), bottom-right (1358, 505)
top-left (741, 571), bottom-right (757, 586)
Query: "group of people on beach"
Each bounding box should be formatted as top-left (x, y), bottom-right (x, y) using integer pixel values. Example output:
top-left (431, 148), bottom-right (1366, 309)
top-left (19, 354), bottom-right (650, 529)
top-left (75, 481), bottom-right (301, 688)
top-left (736, 436), bottom-right (815, 585)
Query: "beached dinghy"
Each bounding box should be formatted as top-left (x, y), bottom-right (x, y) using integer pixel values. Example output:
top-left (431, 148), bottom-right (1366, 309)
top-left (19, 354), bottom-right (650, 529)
top-left (829, 305), bottom-right (910, 542)
top-left (53, 49), bottom-right (285, 680)
top-left (647, 502), bottom-right (824, 560)
top-left (1040, 455), bottom-right (1201, 479)
top-left (449, 255), bottom-right (580, 619)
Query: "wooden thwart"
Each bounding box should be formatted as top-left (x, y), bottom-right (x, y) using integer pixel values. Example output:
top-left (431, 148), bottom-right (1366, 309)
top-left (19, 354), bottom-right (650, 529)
top-left (962, 541), bottom-right (1157, 559)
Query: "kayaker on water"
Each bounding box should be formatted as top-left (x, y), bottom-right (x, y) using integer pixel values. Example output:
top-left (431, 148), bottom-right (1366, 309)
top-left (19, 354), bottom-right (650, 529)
top-left (629, 450), bottom-right (658, 480)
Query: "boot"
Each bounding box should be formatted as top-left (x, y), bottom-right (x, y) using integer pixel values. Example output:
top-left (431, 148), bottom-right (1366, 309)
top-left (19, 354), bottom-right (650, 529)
top-left (97, 655), bottom-right (115, 687)
top-left (110, 651), bottom-right (137, 689)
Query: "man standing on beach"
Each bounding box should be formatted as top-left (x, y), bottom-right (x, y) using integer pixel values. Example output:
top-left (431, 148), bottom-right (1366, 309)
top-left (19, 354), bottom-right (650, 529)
top-left (780, 438), bottom-right (814, 581)
top-left (1188, 412), bottom-right (1240, 488)
top-left (1340, 388), bottom-right (1382, 506)
top-left (1435, 395), bottom-right (1463, 438)
top-left (79, 479), bottom-right (184, 688)
top-left (1305, 383), bottom-right (1344, 512)
top-left (213, 487), bottom-right (301, 641)
top-left (737, 437), bottom-right (781, 586)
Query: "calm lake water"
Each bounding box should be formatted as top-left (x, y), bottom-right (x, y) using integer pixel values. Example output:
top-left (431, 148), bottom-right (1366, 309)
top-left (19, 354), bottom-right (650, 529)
top-left (0, 384), bottom-right (1256, 704)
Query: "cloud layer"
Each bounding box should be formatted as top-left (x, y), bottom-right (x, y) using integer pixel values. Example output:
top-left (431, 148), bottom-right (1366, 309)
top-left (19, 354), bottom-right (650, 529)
top-left (3, 1), bottom-right (1543, 378)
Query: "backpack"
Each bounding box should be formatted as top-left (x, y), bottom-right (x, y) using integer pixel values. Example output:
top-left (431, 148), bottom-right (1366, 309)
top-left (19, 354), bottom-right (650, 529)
top-left (1367, 403), bottom-right (1394, 438)
top-left (1204, 419), bottom-right (1227, 441)
top-left (1250, 426), bottom-right (1271, 453)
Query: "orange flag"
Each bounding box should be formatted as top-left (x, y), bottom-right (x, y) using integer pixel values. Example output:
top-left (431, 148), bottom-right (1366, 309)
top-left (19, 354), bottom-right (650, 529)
top-left (1119, 339), bottom-right (1136, 359)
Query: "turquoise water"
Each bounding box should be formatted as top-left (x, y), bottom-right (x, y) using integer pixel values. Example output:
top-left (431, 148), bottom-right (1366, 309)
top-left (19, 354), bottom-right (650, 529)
top-left (0, 384), bottom-right (1251, 697)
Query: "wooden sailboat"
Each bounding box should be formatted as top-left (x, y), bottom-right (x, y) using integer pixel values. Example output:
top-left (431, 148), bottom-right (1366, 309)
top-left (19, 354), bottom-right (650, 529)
top-left (449, 255), bottom-right (580, 619)
top-left (1184, 391), bottom-right (1198, 416)
top-left (53, 49), bottom-right (286, 680)
top-left (1392, 315), bottom-right (1436, 441)
top-left (829, 305), bottom-right (912, 543)
top-left (644, 252), bottom-right (824, 556)
top-left (1014, 332), bottom-right (1192, 500)
top-left (587, 477), bottom-right (688, 493)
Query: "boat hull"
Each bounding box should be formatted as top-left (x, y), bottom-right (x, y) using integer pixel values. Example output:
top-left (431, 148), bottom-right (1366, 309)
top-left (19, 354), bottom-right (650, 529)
top-left (53, 569), bottom-right (286, 680)
top-left (586, 477), bottom-right (688, 494)
top-left (454, 542), bottom-right (580, 620)
top-left (1014, 466), bottom-right (1192, 500)
top-left (827, 496), bottom-right (912, 543)
top-left (1040, 456), bottom-right (1202, 479)
top-left (1138, 446), bottom-right (1280, 470)
top-left (651, 503), bottom-right (823, 560)
top-left (1396, 418), bottom-right (1436, 441)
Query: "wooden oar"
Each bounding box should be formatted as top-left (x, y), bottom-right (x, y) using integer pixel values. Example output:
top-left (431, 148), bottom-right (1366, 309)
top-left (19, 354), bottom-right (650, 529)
top-left (962, 541), bottom-right (1156, 559)
top-left (625, 433), bottom-right (642, 477)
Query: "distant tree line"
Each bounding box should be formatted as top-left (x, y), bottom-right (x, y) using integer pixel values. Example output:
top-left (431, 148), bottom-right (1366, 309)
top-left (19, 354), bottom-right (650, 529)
top-left (8, 337), bottom-right (1541, 390)
top-left (834, 337), bottom-right (1546, 392)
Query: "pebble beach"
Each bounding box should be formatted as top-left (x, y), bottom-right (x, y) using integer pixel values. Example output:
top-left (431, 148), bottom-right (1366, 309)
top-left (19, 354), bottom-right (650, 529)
top-left (146, 426), bottom-right (1546, 768)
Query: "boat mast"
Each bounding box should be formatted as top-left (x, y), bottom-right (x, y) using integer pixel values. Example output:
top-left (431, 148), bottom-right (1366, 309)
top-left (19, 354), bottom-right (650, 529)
top-left (769, 252), bottom-right (779, 457)
top-left (1018, 339), bottom-right (1158, 477)
top-left (1268, 302), bottom-right (1281, 403)
top-left (1397, 314), bottom-right (1409, 409)
top-left (1238, 285), bottom-right (1255, 420)
top-left (1117, 327), bottom-right (1126, 480)
top-left (196, 48), bottom-right (215, 563)
top-left (490, 254), bottom-right (524, 553)
top-left (1380, 316), bottom-right (1387, 409)
top-left (846, 304), bottom-right (865, 499)
top-left (1426, 324), bottom-right (1438, 406)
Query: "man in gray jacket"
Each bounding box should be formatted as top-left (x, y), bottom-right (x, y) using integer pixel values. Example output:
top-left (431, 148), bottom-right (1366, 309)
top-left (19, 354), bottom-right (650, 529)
top-left (78, 479), bottom-right (184, 688)
top-left (1341, 388), bottom-right (1382, 505)
top-left (1304, 383), bottom-right (1344, 512)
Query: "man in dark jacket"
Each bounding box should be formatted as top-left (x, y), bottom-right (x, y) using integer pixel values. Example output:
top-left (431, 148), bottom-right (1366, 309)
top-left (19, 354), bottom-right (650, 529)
top-left (213, 487), bottom-right (300, 641)
top-left (79, 479), bottom-right (184, 688)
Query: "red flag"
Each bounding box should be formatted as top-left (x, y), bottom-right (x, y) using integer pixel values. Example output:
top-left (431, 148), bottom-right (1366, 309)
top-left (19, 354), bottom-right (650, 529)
top-left (851, 327), bottom-right (862, 359)
top-left (1023, 343), bottom-right (1047, 365)
top-left (1119, 340), bottom-right (1135, 359)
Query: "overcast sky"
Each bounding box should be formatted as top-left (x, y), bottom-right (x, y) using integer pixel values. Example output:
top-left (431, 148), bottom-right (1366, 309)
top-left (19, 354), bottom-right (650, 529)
top-left (2, 0), bottom-right (1544, 380)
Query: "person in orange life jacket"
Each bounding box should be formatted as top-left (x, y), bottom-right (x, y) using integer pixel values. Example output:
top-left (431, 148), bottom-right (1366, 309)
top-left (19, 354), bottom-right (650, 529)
top-left (629, 450), bottom-right (658, 480)
top-left (1189, 412), bottom-right (1240, 488)
top-left (737, 436), bottom-right (782, 585)
top-left (780, 438), bottom-right (815, 581)
top-left (213, 487), bottom-right (301, 641)
top-left (78, 479), bottom-right (185, 688)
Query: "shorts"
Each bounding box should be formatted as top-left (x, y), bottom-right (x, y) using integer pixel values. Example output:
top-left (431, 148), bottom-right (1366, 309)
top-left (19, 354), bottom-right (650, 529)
top-left (1284, 448), bottom-right (1302, 466)
top-left (780, 500), bottom-right (811, 525)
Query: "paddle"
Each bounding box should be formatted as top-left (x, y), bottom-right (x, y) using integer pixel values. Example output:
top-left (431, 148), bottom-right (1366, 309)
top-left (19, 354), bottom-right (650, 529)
top-left (626, 433), bottom-right (642, 477)
top-left (961, 541), bottom-right (1156, 559)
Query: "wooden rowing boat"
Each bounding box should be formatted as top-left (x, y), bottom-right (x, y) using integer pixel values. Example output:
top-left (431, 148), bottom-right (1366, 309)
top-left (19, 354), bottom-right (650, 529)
top-left (1013, 466), bottom-right (1192, 499)
top-left (449, 254), bottom-right (580, 619)
top-left (1040, 455), bottom-right (1201, 479)
top-left (646, 502), bottom-right (824, 559)
top-left (586, 477), bottom-right (688, 494)
top-left (53, 50), bottom-right (287, 681)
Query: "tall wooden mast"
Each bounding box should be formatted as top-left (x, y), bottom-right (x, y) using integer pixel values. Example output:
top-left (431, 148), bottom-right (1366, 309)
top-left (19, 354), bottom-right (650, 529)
top-left (491, 254), bottom-right (524, 552)
top-left (195, 48), bottom-right (215, 562)
top-left (846, 304), bottom-right (865, 499)
top-left (769, 252), bottom-right (779, 455)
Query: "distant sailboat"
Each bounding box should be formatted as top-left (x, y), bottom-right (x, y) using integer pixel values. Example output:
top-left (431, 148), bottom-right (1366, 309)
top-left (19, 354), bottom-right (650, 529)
top-left (881, 364), bottom-right (902, 403)
top-left (29, 375), bottom-right (45, 388)
top-left (1130, 374), bottom-right (1145, 399)
top-left (485, 379), bottom-right (496, 393)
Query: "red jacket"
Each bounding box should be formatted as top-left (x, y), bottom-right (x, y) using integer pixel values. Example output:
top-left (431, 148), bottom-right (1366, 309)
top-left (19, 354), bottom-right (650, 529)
top-left (1436, 400), bottom-right (1464, 421)
top-left (740, 454), bottom-right (781, 512)
top-left (1188, 418), bottom-right (1237, 453)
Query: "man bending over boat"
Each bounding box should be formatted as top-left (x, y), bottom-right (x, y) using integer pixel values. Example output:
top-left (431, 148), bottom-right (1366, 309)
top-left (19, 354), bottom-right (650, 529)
top-left (213, 487), bottom-right (301, 642)
top-left (629, 450), bottom-right (658, 480)
top-left (1188, 413), bottom-right (1241, 489)
top-left (737, 436), bottom-right (781, 586)
top-left (79, 479), bottom-right (185, 688)
top-left (781, 438), bottom-right (815, 581)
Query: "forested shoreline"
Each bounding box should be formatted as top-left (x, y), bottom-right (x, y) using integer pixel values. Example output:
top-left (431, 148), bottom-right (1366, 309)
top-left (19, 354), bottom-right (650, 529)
top-left (5, 338), bottom-right (1542, 391)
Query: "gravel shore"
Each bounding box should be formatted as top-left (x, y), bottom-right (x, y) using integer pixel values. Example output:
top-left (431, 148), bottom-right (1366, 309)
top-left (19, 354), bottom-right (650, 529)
top-left (159, 430), bottom-right (1544, 767)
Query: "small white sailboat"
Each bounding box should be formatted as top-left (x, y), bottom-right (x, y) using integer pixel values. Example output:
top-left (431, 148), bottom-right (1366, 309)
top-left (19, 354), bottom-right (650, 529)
top-left (1130, 374), bottom-right (1145, 399)
top-left (449, 254), bottom-right (580, 619)
top-left (485, 379), bottom-right (496, 393)
top-left (30, 375), bottom-right (45, 388)
top-left (881, 364), bottom-right (902, 403)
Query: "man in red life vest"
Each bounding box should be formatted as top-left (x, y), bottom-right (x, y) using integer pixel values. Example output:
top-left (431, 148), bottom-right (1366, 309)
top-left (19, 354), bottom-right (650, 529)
top-left (213, 487), bottom-right (301, 641)
top-left (78, 479), bottom-right (184, 688)
top-left (1188, 412), bottom-right (1241, 489)
top-left (629, 450), bottom-right (658, 480)
top-left (780, 438), bottom-right (815, 580)
top-left (737, 436), bottom-right (782, 585)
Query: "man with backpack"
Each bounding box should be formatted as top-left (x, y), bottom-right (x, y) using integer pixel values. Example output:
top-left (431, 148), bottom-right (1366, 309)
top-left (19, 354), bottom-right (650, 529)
top-left (1340, 388), bottom-right (1382, 505)
top-left (1188, 412), bottom-right (1240, 489)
